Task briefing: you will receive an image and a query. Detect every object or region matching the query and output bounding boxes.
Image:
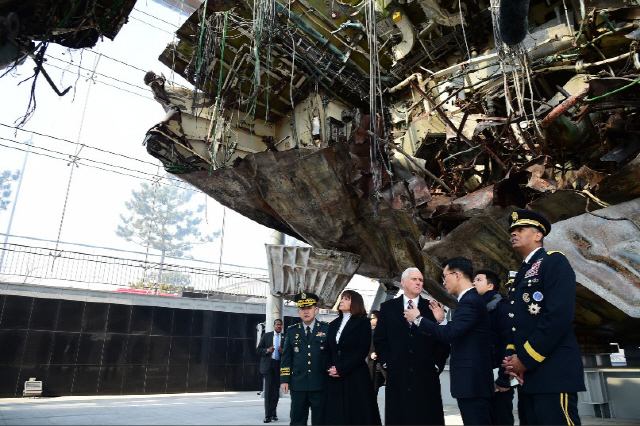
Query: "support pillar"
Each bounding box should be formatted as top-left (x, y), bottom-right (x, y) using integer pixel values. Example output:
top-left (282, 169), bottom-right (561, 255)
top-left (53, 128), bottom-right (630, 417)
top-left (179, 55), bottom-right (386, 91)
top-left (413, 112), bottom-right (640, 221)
top-left (266, 230), bottom-right (285, 332)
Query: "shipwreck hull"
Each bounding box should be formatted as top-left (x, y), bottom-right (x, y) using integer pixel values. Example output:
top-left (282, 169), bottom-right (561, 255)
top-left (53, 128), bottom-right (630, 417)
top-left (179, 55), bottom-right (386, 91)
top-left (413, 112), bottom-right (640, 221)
top-left (179, 142), bottom-right (428, 280)
top-left (141, 0), bottom-right (640, 348)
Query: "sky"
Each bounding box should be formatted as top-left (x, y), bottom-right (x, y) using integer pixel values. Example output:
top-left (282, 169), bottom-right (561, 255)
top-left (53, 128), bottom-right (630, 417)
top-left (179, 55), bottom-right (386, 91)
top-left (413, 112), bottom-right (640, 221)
top-left (0, 0), bottom-right (273, 274)
top-left (0, 0), bottom-right (378, 301)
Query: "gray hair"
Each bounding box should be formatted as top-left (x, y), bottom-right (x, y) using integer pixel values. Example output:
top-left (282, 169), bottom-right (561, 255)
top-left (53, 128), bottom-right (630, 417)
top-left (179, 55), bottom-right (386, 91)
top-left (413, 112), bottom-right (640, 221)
top-left (401, 267), bottom-right (421, 281)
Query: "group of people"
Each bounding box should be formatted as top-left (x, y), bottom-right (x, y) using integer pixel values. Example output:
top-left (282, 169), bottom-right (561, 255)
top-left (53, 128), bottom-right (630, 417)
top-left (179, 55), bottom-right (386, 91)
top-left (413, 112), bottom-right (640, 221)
top-left (260, 208), bottom-right (586, 425)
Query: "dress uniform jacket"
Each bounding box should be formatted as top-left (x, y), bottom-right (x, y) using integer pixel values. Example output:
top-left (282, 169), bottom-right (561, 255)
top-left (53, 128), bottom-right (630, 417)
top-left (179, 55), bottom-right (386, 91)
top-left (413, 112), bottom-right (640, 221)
top-left (505, 249), bottom-right (585, 394)
top-left (280, 320), bottom-right (330, 392)
top-left (374, 296), bottom-right (450, 425)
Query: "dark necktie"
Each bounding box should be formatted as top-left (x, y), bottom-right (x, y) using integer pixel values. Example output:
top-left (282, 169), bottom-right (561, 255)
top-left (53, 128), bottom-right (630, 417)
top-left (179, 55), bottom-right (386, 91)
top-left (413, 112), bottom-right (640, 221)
top-left (306, 326), bottom-right (311, 339)
top-left (407, 300), bottom-right (414, 327)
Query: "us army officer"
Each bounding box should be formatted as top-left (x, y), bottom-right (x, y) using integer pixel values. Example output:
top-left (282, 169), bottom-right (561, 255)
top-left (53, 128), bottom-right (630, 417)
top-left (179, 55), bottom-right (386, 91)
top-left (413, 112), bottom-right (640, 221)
top-left (503, 209), bottom-right (585, 425)
top-left (280, 292), bottom-right (329, 425)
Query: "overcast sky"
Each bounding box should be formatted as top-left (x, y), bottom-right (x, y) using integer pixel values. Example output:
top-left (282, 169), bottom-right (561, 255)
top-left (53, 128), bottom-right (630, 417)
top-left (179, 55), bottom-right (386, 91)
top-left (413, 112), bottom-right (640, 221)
top-left (0, 0), bottom-right (273, 273)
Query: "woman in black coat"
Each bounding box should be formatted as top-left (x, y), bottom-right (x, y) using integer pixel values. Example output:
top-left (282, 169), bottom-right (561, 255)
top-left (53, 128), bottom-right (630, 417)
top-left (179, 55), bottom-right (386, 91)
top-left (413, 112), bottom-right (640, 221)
top-left (319, 290), bottom-right (381, 425)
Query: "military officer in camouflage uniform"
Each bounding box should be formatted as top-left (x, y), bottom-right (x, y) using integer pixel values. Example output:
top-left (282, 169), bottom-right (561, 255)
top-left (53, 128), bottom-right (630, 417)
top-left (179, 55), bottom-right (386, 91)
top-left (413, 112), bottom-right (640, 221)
top-left (503, 209), bottom-right (585, 425)
top-left (280, 292), bottom-right (329, 425)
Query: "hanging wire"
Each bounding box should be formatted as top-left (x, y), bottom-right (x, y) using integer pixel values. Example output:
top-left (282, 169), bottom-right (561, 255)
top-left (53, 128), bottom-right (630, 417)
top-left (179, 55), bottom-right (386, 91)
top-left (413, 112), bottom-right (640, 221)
top-left (216, 206), bottom-right (227, 288)
top-left (206, 11), bottom-right (229, 172)
top-left (289, 33), bottom-right (299, 147)
top-left (52, 53), bottom-right (98, 263)
top-left (457, 0), bottom-right (472, 61)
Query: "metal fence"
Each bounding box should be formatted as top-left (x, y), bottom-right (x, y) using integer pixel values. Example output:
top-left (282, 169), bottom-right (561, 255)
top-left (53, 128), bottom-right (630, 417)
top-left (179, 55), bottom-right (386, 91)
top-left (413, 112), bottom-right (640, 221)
top-left (0, 242), bottom-right (271, 297)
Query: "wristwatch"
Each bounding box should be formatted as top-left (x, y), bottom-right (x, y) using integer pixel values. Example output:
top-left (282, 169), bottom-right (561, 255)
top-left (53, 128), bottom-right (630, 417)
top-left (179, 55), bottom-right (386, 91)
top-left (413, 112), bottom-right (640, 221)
top-left (413, 315), bottom-right (423, 326)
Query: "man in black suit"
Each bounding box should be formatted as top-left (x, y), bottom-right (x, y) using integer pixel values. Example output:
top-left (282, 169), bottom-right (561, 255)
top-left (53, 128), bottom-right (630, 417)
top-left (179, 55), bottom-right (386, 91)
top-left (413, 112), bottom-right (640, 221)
top-left (474, 269), bottom-right (515, 425)
top-left (405, 257), bottom-right (494, 425)
top-left (373, 268), bottom-right (450, 425)
top-left (367, 310), bottom-right (385, 395)
top-left (257, 318), bottom-right (284, 423)
top-left (503, 209), bottom-right (585, 425)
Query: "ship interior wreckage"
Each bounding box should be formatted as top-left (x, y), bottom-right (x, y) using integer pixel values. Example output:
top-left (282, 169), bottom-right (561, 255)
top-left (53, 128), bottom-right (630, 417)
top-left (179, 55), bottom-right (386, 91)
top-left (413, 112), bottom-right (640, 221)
top-left (2, 0), bottom-right (640, 356)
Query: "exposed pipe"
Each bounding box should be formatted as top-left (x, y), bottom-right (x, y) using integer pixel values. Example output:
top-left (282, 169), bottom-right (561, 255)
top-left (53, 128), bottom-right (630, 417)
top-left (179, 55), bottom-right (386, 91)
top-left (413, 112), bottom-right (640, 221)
top-left (575, 52), bottom-right (632, 72)
top-left (274, 1), bottom-right (346, 62)
top-left (539, 86), bottom-right (589, 129)
top-left (387, 73), bottom-right (423, 93)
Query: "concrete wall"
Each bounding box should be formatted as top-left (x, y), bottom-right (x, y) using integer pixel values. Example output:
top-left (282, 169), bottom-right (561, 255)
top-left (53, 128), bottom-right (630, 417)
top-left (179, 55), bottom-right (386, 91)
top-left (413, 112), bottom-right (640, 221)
top-left (0, 282), bottom-right (315, 398)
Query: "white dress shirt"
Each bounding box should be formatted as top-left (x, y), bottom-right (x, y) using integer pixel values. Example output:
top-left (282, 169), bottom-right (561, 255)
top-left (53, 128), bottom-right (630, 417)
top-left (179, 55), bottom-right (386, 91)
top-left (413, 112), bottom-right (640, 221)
top-left (457, 286), bottom-right (473, 302)
top-left (336, 313), bottom-right (351, 343)
top-left (524, 247), bottom-right (543, 263)
top-left (402, 294), bottom-right (421, 310)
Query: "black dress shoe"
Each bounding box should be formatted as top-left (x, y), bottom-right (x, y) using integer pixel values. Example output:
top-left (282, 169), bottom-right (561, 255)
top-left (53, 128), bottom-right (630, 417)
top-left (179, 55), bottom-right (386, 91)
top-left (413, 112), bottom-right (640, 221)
top-left (263, 417), bottom-right (271, 423)
top-left (272, 416), bottom-right (278, 421)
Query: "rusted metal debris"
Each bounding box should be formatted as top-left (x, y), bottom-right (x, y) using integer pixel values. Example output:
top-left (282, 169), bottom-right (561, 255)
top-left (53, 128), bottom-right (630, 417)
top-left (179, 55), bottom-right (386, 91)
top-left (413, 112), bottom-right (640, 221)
top-left (266, 245), bottom-right (362, 309)
top-left (142, 0), bottom-right (640, 346)
top-left (1, 0), bottom-right (137, 126)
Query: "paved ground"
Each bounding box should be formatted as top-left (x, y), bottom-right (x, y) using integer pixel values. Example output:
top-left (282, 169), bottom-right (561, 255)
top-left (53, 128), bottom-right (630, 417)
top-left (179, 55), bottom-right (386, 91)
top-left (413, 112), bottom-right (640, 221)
top-left (1, 391), bottom-right (638, 425)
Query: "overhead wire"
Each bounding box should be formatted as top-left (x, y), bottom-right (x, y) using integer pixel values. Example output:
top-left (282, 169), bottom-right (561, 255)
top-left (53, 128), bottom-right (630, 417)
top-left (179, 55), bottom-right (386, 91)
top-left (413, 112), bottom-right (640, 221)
top-left (45, 54), bottom-right (151, 93)
top-left (0, 136), bottom-right (197, 191)
top-left (0, 122), bottom-right (160, 168)
top-left (80, 49), bottom-right (150, 74)
top-left (44, 62), bottom-right (155, 101)
top-left (132, 7), bottom-right (181, 28)
top-left (128, 15), bottom-right (176, 35)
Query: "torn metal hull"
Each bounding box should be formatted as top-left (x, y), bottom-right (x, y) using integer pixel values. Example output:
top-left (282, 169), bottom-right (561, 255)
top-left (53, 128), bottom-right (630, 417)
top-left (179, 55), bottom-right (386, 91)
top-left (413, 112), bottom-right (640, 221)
top-left (144, 0), bottom-right (640, 346)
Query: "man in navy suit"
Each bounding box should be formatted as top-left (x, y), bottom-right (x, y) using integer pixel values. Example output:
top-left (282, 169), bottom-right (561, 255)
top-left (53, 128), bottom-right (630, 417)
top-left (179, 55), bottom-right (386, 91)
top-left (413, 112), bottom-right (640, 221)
top-left (257, 319), bottom-right (284, 423)
top-left (374, 268), bottom-right (450, 425)
top-left (502, 209), bottom-right (585, 425)
top-left (404, 257), bottom-right (494, 425)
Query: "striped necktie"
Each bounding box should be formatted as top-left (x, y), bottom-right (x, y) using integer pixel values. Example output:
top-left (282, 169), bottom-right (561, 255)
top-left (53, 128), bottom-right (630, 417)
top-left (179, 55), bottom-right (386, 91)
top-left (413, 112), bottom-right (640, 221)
top-left (407, 300), bottom-right (414, 327)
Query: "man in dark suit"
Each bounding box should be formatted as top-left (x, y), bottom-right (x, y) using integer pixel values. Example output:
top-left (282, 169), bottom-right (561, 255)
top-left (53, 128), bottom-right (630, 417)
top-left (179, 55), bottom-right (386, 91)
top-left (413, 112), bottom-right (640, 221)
top-left (257, 318), bottom-right (284, 423)
top-left (367, 310), bottom-right (385, 395)
top-left (373, 268), bottom-right (450, 425)
top-left (503, 209), bottom-right (585, 425)
top-left (405, 257), bottom-right (494, 425)
top-left (474, 269), bottom-right (515, 425)
top-left (280, 293), bottom-right (329, 425)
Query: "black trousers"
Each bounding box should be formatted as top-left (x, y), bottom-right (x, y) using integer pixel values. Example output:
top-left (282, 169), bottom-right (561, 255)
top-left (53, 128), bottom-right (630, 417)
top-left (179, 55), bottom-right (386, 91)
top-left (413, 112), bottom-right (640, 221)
top-left (518, 392), bottom-right (581, 425)
top-left (372, 362), bottom-right (386, 395)
top-left (290, 390), bottom-right (323, 425)
top-left (491, 388), bottom-right (515, 425)
top-left (263, 359), bottom-right (281, 418)
top-left (457, 397), bottom-right (493, 426)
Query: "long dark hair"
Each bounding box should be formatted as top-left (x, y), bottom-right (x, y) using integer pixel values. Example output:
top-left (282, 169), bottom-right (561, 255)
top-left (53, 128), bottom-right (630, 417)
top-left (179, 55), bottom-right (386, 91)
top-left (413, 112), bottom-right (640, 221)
top-left (338, 289), bottom-right (367, 318)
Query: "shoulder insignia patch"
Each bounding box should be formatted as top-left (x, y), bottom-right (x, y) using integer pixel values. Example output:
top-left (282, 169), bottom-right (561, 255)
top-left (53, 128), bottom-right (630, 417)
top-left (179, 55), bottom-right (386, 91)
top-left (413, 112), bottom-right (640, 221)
top-left (288, 324), bottom-right (298, 329)
top-left (547, 251), bottom-right (565, 256)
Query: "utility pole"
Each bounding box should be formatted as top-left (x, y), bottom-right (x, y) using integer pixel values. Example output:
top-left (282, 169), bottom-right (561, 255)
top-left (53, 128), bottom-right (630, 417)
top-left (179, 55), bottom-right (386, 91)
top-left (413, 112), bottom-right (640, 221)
top-left (0, 136), bottom-right (31, 272)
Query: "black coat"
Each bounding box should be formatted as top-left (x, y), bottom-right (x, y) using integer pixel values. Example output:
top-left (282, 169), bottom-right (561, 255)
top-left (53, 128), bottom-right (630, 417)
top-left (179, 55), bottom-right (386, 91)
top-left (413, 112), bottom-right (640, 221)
top-left (257, 331), bottom-right (283, 375)
top-left (320, 316), bottom-right (381, 425)
top-left (505, 249), bottom-right (586, 394)
top-left (418, 288), bottom-right (495, 399)
top-left (481, 290), bottom-right (513, 388)
top-left (374, 297), bottom-right (450, 425)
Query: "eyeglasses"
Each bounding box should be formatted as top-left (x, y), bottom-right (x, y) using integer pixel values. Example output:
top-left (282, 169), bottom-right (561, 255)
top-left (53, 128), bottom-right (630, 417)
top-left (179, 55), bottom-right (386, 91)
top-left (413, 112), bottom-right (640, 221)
top-left (441, 271), bottom-right (457, 281)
